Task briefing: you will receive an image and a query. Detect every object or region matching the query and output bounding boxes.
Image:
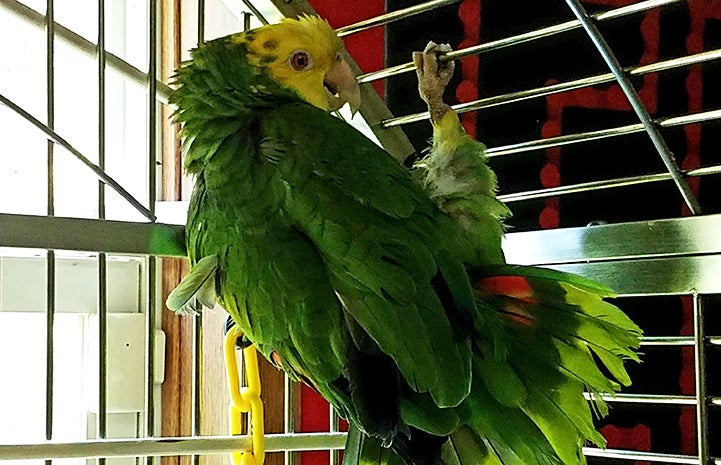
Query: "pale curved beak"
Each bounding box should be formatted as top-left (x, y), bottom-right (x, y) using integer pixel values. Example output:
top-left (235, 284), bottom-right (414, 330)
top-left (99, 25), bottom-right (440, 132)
top-left (324, 56), bottom-right (361, 115)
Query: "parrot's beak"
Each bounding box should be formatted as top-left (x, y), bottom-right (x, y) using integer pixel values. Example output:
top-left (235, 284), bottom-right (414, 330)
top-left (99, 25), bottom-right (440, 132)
top-left (324, 56), bottom-right (361, 115)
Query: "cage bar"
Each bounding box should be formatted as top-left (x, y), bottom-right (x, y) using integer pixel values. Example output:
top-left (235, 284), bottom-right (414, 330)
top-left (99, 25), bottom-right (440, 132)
top-left (0, 92), bottom-right (156, 221)
top-left (357, 0), bottom-right (684, 83)
top-left (0, 434), bottom-right (348, 461)
top-left (381, 49), bottom-right (721, 127)
top-left (335, 0), bottom-right (461, 37)
top-left (0, 0), bottom-right (172, 103)
top-left (564, 0), bottom-right (700, 214)
top-left (44, 0), bottom-right (55, 453)
top-left (693, 295), bottom-right (710, 465)
top-left (146, 0), bottom-right (159, 449)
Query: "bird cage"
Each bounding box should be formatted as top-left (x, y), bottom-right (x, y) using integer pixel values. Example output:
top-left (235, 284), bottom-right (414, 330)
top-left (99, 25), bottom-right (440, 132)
top-left (0, 2), bottom-right (719, 465)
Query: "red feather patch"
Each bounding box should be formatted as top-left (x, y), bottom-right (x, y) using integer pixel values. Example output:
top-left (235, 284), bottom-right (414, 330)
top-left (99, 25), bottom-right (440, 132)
top-left (476, 276), bottom-right (538, 326)
top-left (476, 276), bottom-right (535, 302)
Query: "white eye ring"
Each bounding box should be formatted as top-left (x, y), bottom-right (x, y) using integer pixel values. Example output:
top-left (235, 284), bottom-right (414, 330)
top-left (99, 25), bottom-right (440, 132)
top-left (289, 50), bottom-right (313, 71)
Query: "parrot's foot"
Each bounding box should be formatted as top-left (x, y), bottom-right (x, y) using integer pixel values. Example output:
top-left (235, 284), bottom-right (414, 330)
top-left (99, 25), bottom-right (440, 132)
top-left (413, 41), bottom-right (454, 124)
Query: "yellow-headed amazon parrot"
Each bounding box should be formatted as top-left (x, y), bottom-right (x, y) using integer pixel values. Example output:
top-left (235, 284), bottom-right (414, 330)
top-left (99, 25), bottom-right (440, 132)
top-left (167, 15), bottom-right (642, 465)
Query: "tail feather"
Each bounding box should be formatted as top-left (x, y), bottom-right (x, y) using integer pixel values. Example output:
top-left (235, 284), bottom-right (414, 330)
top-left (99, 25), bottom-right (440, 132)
top-left (342, 424), bottom-right (406, 465)
top-left (467, 265), bottom-right (641, 465)
top-left (343, 265), bottom-right (641, 465)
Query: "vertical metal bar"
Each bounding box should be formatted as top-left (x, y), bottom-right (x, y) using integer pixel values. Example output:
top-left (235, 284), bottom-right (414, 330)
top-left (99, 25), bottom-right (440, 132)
top-left (98, 253), bottom-right (108, 441)
top-left (44, 0), bottom-right (55, 457)
top-left (46, 0), bottom-right (55, 220)
top-left (563, 0), bottom-right (702, 215)
top-left (98, 0), bottom-right (106, 221)
top-left (97, 0), bottom-right (108, 447)
top-left (189, 8), bottom-right (203, 465)
top-left (45, 247), bottom-right (55, 441)
top-left (191, 314), bottom-right (203, 465)
top-left (284, 375), bottom-right (295, 465)
top-left (329, 407), bottom-right (339, 465)
top-left (145, 257), bottom-right (156, 440)
top-left (197, 0), bottom-right (205, 45)
top-left (693, 294), bottom-right (709, 465)
top-left (242, 11), bottom-right (251, 31)
top-left (146, 0), bottom-right (159, 456)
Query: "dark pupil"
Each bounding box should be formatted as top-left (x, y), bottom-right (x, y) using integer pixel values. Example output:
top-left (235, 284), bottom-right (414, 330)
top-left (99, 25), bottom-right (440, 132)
top-left (294, 53), bottom-right (308, 68)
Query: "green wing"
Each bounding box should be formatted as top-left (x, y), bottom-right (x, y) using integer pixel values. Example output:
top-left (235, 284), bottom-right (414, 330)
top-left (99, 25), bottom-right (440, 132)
top-left (258, 102), bottom-right (473, 408)
top-left (166, 254), bottom-right (218, 313)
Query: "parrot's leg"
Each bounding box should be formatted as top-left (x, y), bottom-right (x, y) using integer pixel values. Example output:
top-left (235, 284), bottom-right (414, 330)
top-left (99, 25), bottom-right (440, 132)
top-left (413, 41), bottom-right (454, 124)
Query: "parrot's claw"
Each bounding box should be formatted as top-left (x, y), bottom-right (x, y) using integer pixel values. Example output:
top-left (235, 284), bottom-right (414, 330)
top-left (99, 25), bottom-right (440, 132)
top-left (413, 41), bottom-right (454, 123)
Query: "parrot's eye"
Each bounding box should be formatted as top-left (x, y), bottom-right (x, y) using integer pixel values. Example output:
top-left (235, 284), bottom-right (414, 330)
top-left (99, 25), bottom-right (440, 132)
top-left (290, 51), bottom-right (312, 71)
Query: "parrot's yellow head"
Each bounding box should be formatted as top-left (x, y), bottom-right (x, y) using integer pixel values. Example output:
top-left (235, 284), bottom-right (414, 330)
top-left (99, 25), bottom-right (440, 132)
top-left (235, 15), bottom-right (361, 113)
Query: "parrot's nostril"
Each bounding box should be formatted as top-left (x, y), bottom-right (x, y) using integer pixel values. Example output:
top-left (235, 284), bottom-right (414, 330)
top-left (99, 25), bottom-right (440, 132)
top-left (323, 79), bottom-right (339, 97)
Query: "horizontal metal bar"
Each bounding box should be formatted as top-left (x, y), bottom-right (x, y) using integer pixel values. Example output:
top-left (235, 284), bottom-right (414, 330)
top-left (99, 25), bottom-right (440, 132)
top-left (548, 254), bottom-right (721, 296)
top-left (4, 212), bottom-right (721, 270)
top-left (497, 164), bottom-right (720, 203)
top-left (0, 213), bottom-right (185, 256)
top-left (335, 0), bottom-right (461, 37)
top-left (586, 393), bottom-right (721, 407)
top-left (487, 108), bottom-right (721, 158)
top-left (0, 434), bottom-right (716, 465)
top-left (0, 93), bottom-right (157, 221)
top-left (357, 0), bottom-right (683, 84)
top-left (0, 433), bottom-right (348, 461)
top-left (641, 336), bottom-right (721, 346)
top-left (586, 393), bottom-right (697, 405)
top-left (489, 123), bottom-right (644, 158)
top-left (381, 48), bottom-right (721, 127)
top-left (503, 213), bottom-right (721, 266)
top-left (582, 447), bottom-right (720, 465)
top-left (0, 0), bottom-right (172, 104)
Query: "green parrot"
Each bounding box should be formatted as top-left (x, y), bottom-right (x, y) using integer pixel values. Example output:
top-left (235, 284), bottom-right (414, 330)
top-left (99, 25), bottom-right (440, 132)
top-left (167, 15), bottom-right (642, 465)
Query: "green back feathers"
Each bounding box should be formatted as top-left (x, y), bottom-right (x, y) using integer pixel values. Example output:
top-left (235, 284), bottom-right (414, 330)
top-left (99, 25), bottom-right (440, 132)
top-left (171, 35), bottom-right (298, 174)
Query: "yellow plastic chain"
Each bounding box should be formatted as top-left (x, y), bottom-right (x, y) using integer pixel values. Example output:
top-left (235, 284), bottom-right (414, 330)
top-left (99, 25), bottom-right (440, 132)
top-left (224, 324), bottom-right (265, 465)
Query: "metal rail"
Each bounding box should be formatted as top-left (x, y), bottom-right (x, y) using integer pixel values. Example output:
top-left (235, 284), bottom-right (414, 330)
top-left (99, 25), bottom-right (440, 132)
top-left (486, 108), bottom-right (721, 158)
top-left (44, 0), bottom-right (55, 455)
top-left (0, 433), bottom-right (718, 464)
top-left (497, 164), bottom-right (721, 203)
top-left (0, 0), bottom-right (172, 104)
top-left (381, 48), bottom-right (721, 127)
top-left (146, 0), bottom-right (160, 452)
top-left (0, 434), bottom-right (348, 461)
top-left (586, 393), bottom-right (720, 406)
top-left (335, 0), bottom-right (461, 36)
top-left (643, 336), bottom-right (721, 346)
top-left (583, 447), bottom-right (720, 465)
top-left (357, 0), bottom-right (684, 83)
top-left (0, 93), bottom-right (156, 221)
top-left (693, 294), bottom-right (710, 465)
top-left (0, 213), bottom-right (185, 256)
top-left (564, 0), bottom-right (700, 213)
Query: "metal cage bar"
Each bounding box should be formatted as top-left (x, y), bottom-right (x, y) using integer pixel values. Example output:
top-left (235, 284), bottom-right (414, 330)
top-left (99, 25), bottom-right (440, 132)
top-left (146, 0), bottom-right (160, 451)
top-left (335, 0), bottom-right (461, 37)
top-left (381, 48), bottom-right (721, 127)
top-left (0, 92), bottom-right (156, 221)
top-left (564, 0), bottom-right (700, 213)
top-left (357, 0), bottom-right (684, 84)
top-left (44, 0), bottom-right (56, 455)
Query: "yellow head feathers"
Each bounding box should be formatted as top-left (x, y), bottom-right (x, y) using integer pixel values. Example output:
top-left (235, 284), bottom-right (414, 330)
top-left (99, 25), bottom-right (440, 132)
top-left (233, 15), bottom-right (359, 112)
